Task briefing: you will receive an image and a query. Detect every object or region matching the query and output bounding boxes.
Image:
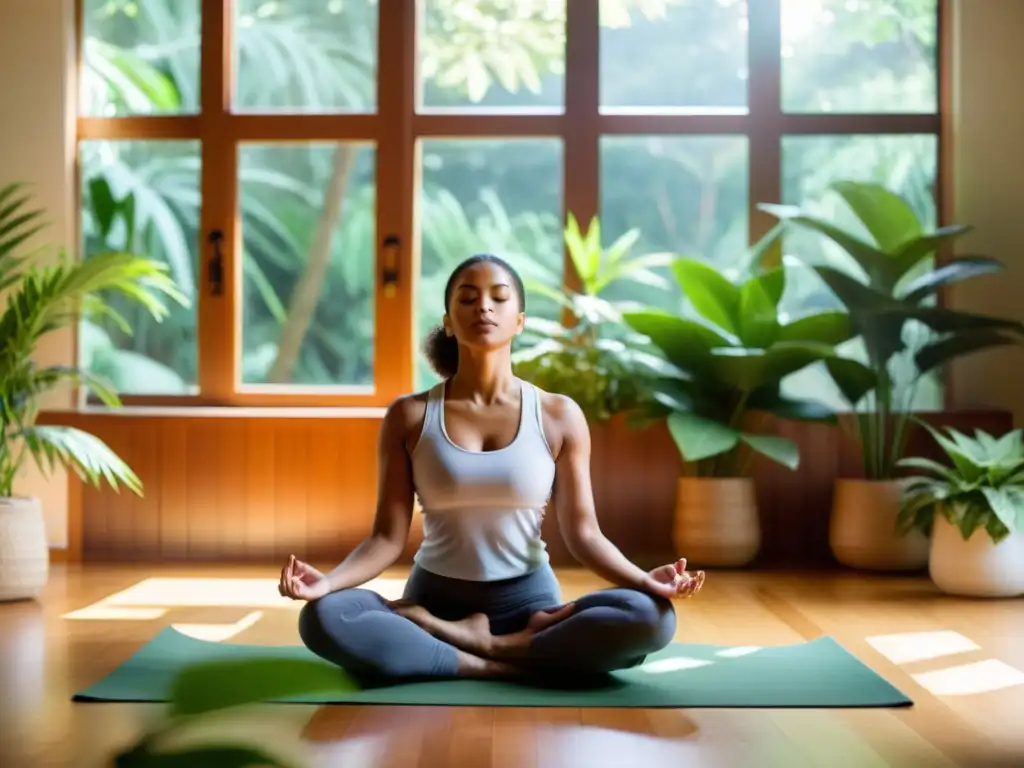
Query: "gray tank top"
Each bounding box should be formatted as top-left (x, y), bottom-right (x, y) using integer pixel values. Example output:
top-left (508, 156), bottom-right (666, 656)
top-left (410, 379), bottom-right (556, 581)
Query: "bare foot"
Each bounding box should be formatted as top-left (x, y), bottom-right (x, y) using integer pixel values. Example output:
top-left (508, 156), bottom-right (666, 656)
top-left (490, 603), bottom-right (576, 659)
top-left (389, 601), bottom-right (495, 657)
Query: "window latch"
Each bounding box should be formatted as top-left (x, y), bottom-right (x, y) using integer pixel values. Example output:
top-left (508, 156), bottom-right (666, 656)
top-left (208, 229), bottom-right (225, 296)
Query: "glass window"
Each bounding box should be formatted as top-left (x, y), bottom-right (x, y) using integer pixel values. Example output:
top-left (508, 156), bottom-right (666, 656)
top-left (599, 135), bottom-right (749, 312)
top-left (78, 139), bottom-right (201, 395)
top-left (417, 138), bottom-right (564, 390)
top-left (80, 0), bottom-right (201, 116)
top-left (417, 0), bottom-right (566, 112)
top-left (238, 143), bottom-right (377, 388)
top-left (599, 0), bottom-right (748, 113)
top-left (781, 0), bottom-right (939, 113)
top-left (233, 0), bottom-right (378, 114)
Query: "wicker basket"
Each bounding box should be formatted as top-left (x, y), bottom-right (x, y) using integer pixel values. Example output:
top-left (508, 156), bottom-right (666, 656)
top-left (0, 496), bottom-right (50, 601)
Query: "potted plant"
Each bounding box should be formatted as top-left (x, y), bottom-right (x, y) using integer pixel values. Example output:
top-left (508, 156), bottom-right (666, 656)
top-left (620, 231), bottom-right (874, 567)
top-left (760, 181), bottom-right (1024, 570)
top-left (0, 182), bottom-right (186, 601)
top-left (512, 213), bottom-right (678, 422)
top-left (897, 423), bottom-right (1024, 597)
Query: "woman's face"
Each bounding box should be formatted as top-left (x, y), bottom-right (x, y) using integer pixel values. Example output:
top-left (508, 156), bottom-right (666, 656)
top-left (443, 261), bottom-right (524, 352)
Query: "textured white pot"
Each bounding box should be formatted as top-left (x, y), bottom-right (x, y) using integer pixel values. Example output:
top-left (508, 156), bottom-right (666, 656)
top-left (673, 477), bottom-right (760, 567)
top-left (829, 479), bottom-right (929, 571)
top-left (929, 512), bottom-right (1024, 598)
top-left (0, 496), bottom-right (50, 602)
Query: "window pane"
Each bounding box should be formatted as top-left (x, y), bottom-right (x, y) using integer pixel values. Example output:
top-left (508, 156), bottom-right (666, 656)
top-left (418, 1), bottom-right (565, 113)
top-left (78, 140), bottom-right (200, 395)
top-left (781, 0), bottom-right (939, 113)
top-left (238, 143), bottom-right (376, 388)
top-left (233, 0), bottom-right (377, 113)
top-left (599, 0), bottom-right (747, 113)
top-left (780, 134), bottom-right (941, 409)
top-left (417, 139), bottom-right (564, 390)
top-left (80, 0), bottom-right (200, 116)
top-left (599, 136), bottom-right (749, 311)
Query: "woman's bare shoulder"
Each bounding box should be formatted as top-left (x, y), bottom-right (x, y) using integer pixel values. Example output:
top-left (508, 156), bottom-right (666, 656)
top-left (381, 389), bottom-right (433, 448)
top-left (534, 386), bottom-right (589, 454)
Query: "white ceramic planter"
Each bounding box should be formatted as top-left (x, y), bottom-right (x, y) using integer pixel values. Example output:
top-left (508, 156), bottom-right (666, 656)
top-left (929, 512), bottom-right (1024, 598)
top-left (673, 477), bottom-right (760, 567)
top-left (829, 478), bottom-right (929, 571)
top-left (0, 496), bottom-right (50, 602)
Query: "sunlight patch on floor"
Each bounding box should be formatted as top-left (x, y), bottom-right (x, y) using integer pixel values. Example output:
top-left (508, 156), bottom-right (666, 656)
top-left (640, 657), bottom-right (713, 674)
top-left (62, 606), bottom-right (168, 621)
top-left (172, 610), bottom-right (264, 642)
top-left (911, 659), bottom-right (1024, 696)
top-left (715, 646), bottom-right (761, 658)
top-left (91, 576), bottom-right (410, 609)
top-left (865, 630), bottom-right (981, 665)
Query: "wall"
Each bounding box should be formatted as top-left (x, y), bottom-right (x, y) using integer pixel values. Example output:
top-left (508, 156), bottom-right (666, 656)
top-left (947, 0), bottom-right (1024, 427)
top-left (0, 0), bottom-right (77, 547)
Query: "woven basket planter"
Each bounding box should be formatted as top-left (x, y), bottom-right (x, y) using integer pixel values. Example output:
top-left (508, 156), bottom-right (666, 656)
top-left (0, 496), bottom-right (49, 602)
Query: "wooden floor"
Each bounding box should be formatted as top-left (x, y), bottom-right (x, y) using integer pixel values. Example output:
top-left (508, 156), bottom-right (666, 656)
top-left (1, 564), bottom-right (1022, 768)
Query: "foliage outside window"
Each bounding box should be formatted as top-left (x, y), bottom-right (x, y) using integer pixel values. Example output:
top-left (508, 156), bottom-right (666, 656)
top-left (76, 0), bottom-right (942, 410)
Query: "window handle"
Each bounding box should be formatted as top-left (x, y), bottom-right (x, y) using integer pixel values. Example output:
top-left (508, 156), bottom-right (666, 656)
top-left (382, 234), bottom-right (400, 298)
top-left (207, 229), bottom-right (225, 296)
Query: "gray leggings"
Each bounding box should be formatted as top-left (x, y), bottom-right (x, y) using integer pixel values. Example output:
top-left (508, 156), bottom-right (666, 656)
top-left (298, 564), bottom-right (676, 683)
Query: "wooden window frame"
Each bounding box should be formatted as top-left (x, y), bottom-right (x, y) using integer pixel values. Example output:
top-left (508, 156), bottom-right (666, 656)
top-left (74, 0), bottom-right (949, 410)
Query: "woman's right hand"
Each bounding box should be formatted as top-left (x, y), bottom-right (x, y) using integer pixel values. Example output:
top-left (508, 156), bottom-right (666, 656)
top-left (278, 555), bottom-right (331, 601)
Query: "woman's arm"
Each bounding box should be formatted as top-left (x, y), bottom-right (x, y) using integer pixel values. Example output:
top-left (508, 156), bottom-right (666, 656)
top-left (320, 396), bottom-right (420, 593)
top-left (549, 395), bottom-right (653, 591)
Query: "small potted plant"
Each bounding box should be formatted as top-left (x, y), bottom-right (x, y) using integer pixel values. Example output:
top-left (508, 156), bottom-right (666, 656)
top-left (0, 182), bottom-right (186, 601)
top-left (897, 423), bottom-right (1024, 598)
top-left (760, 180), bottom-right (1024, 570)
top-left (620, 230), bottom-right (874, 567)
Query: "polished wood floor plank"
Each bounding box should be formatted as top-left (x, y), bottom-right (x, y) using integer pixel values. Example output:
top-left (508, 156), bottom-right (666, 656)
top-left (1, 563), bottom-right (1022, 767)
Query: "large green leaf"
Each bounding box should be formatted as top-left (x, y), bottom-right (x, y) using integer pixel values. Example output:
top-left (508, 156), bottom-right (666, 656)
top-left (823, 356), bottom-right (877, 406)
top-left (709, 342), bottom-right (829, 392)
top-left (737, 269), bottom-right (784, 349)
top-left (890, 224), bottom-right (973, 281)
top-left (169, 657), bottom-right (358, 718)
top-left (671, 258), bottom-right (741, 336)
top-left (740, 433), bottom-right (800, 470)
top-left (829, 180), bottom-right (922, 253)
top-left (746, 385), bottom-right (838, 424)
top-left (620, 309), bottom-right (729, 377)
top-left (758, 203), bottom-right (892, 287)
top-left (777, 310), bottom-right (854, 346)
top-left (666, 411), bottom-right (740, 463)
top-left (914, 329), bottom-right (1023, 376)
top-left (899, 256), bottom-right (1005, 303)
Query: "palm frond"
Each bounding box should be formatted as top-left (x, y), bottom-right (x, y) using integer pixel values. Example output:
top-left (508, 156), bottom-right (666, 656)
top-left (18, 425), bottom-right (142, 495)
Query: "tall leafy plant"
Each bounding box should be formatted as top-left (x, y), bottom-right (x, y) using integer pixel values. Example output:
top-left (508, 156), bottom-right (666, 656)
top-left (0, 183), bottom-right (186, 498)
top-left (621, 231), bottom-right (875, 477)
top-left (512, 214), bottom-right (678, 422)
top-left (760, 181), bottom-right (1024, 479)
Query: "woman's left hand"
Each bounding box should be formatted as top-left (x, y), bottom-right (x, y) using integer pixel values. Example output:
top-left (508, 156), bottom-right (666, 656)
top-left (643, 558), bottom-right (706, 600)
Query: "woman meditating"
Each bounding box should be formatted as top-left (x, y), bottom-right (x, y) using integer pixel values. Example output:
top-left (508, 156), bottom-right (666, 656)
top-left (278, 254), bottom-right (706, 683)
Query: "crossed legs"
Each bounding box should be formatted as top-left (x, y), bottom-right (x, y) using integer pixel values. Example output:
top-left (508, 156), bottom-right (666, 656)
top-left (298, 584), bottom-right (676, 684)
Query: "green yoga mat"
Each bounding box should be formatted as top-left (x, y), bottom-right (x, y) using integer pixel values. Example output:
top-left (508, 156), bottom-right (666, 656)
top-left (73, 627), bottom-right (911, 709)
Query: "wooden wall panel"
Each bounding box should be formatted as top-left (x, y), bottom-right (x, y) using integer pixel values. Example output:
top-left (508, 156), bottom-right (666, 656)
top-left (40, 409), bottom-right (1012, 569)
